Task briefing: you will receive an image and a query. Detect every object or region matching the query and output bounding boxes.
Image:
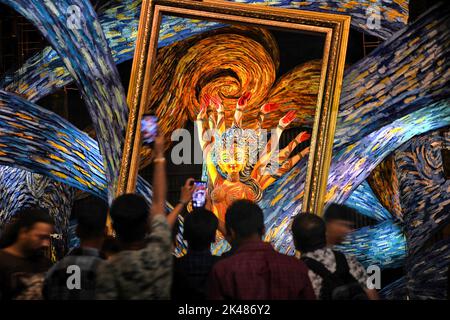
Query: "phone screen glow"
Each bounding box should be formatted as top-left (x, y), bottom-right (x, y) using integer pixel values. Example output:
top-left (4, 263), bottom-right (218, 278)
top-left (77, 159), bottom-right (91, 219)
top-left (192, 182), bottom-right (207, 208)
top-left (141, 115), bottom-right (158, 145)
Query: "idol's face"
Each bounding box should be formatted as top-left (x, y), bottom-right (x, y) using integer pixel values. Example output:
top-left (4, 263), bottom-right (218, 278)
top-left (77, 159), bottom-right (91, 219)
top-left (218, 146), bottom-right (247, 175)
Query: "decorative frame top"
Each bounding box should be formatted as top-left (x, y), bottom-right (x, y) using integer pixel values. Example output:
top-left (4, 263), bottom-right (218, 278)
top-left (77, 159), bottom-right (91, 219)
top-left (118, 0), bottom-right (350, 215)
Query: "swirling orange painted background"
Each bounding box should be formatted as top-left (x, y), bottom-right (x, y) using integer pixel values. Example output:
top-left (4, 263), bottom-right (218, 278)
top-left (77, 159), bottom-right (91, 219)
top-left (141, 26), bottom-right (322, 166)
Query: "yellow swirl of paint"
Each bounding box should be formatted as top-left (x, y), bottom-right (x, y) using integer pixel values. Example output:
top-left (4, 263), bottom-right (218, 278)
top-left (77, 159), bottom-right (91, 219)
top-left (140, 26), bottom-right (321, 168)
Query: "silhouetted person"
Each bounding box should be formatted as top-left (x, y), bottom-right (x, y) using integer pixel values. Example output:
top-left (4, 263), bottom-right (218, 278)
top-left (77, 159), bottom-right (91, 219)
top-left (207, 200), bottom-right (315, 300)
top-left (291, 213), bottom-right (379, 300)
top-left (172, 208), bottom-right (219, 300)
top-left (0, 208), bottom-right (54, 300)
top-left (95, 135), bottom-right (172, 299)
top-left (101, 236), bottom-right (121, 260)
top-left (323, 204), bottom-right (358, 246)
top-left (167, 178), bottom-right (195, 252)
top-left (43, 197), bottom-right (108, 299)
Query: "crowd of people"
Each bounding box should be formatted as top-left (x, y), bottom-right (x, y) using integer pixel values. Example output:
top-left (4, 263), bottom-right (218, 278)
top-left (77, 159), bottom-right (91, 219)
top-left (0, 136), bottom-right (380, 300)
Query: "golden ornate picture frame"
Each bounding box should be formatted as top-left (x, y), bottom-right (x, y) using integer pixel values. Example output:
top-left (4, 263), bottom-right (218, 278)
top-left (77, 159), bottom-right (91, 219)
top-left (117, 0), bottom-right (350, 215)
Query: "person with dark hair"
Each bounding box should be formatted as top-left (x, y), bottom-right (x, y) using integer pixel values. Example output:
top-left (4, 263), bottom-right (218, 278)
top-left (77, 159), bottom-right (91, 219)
top-left (95, 135), bottom-right (172, 300)
top-left (108, 193), bottom-right (150, 243)
top-left (101, 236), bottom-right (121, 260)
top-left (291, 213), bottom-right (379, 300)
top-left (207, 199), bottom-right (315, 300)
top-left (172, 207), bottom-right (219, 300)
top-left (0, 207), bottom-right (54, 300)
top-left (43, 197), bottom-right (108, 300)
top-left (323, 203), bottom-right (358, 246)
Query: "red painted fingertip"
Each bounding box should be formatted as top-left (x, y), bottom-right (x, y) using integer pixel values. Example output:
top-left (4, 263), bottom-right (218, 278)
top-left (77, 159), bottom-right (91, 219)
top-left (261, 102), bottom-right (279, 113)
top-left (210, 95), bottom-right (222, 108)
top-left (300, 132), bottom-right (311, 142)
top-left (238, 92), bottom-right (252, 106)
top-left (282, 110), bottom-right (296, 124)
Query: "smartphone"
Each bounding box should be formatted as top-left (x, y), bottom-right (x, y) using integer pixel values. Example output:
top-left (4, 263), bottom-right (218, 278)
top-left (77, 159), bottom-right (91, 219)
top-left (141, 114), bottom-right (158, 145)
top-left (192, 181), bottom-right (207, 208)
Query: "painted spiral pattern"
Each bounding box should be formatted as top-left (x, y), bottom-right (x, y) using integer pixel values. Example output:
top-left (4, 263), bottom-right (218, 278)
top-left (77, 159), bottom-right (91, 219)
top-left (0, 0), bottom-right (409, 103)
top-left (396, 131), bottom-right (450, 255)
top-left (146, 26), bottom-right (321, 154)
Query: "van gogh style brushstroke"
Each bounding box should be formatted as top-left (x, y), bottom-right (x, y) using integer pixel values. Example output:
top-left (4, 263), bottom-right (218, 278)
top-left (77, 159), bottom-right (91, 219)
top-left (1, 0), bottom-right (409, 101)
top-left (0, 90), bottom-right (156, 203)
top-left (1, 0), bottom-right (129, 200)
top-left (1, 1), bottom-right (449, 276)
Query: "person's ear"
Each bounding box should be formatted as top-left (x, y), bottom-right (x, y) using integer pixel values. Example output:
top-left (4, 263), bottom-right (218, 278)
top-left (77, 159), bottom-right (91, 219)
top-left (17, 227), bottom-right (29, 240)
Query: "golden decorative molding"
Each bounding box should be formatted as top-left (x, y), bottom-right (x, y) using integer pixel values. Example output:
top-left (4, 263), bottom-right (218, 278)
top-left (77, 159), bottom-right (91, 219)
top-left (118, 0), bottom-right (350, 215)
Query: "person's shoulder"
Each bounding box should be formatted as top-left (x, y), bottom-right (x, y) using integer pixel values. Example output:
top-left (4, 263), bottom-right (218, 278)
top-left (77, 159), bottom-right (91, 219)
top-left (173, 255), bottom-right (187, 268)
top-left (215, 254), bottom-right (233, 266)
top-left (293, 257), bottom-right (310, 273)
top-left (270, 247), bottom-right (293, 260)
top-left (341, 251), bottom-right (358, 263)
top-left (96, 259), bottom-right (120, 284)
top-left (46, 256), bottom-right (71, 274)
top-left (106, 249), bottom-right (151, 272)
top-left (0, 249), bottom-right (17, 263)
top-left (96, 256), bottom-right (117, 273)
top-left (274, 250), bottom-right (309, 271)
top-left (43, 256), bottom-right (53, 268)
top-left (211, 253), bottom-right (237, 273)
top-left (279, 252), bottom-right (300, 264)
top-left (0, 250), bottom-right (11, 266)
top-left (342, 252), bottom-right (365, 269)
top-left (0, 252), bottom-right (16, 273)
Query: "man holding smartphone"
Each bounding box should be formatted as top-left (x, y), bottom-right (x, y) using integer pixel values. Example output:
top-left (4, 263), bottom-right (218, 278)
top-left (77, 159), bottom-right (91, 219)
top-left (95, 135), bottom-right (171, 300)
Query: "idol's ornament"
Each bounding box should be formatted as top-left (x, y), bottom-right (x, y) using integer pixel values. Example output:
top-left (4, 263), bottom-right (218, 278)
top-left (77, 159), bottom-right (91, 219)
top-left (196, 93), bottom-right (310, 222)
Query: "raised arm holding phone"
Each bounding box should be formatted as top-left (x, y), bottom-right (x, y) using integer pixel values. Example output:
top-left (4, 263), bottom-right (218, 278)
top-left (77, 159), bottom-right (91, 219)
top-left (95, 134), bottom-right (173, 300)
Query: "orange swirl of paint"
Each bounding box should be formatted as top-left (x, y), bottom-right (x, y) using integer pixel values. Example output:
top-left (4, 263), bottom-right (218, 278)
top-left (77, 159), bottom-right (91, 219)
top-left (141, 27), bottom-right (281, 167)
top-left (158, 32), bottom-right (277, 128)
top-left (255, 60), bottom-right (322, 130)
top-left (186, 33), bottom-right (277, 119)
top-left (142, 26), bottom-right (321, 167)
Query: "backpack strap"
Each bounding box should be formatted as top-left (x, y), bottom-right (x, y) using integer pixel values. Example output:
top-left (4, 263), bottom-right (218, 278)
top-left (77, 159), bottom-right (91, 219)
top-left (301, 256), bottom-right (334, 279)
top-left (332, 250), bottom-right (350, 276)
